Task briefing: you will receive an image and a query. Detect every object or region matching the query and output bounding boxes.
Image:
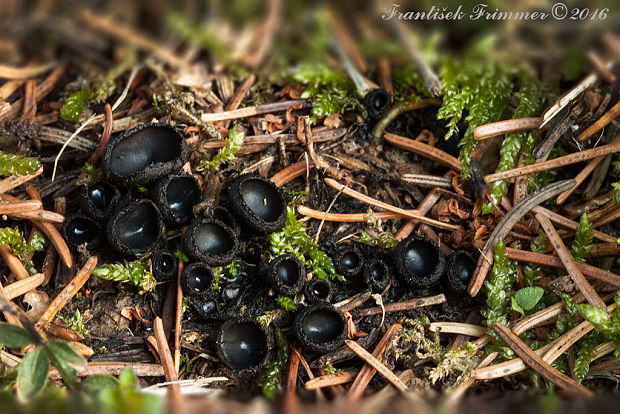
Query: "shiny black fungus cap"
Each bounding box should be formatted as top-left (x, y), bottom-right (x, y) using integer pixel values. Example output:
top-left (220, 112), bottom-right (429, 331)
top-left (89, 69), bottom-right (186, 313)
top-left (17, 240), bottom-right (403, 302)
top-left (106, 199), bottom-right (164, 255)
top-left (62, 214), bottom-right (103, 250)
top-left (215, 318), bottom-right (274, 377)
top-left (267, 254), bottom-right (306, 296)
top-left (393, 236), bottom-right (445, 288)
top-left (304, 278), bottom-right (331, 304)
top-left (152, 250), bottom-right (178, 283)
top-left (181, 262), bottom-right (214, 297)
top-left (152, 173), bottom-right (201, 226)
top-left (293, 303), bottom-right (348, 354)
top-left (102, 123), bottom-right (188, 187)
top-left (445, 250), bottom-right (476, 295)
top-left (227, 175), bottom-right (286, 234)
top-left (363, 258), bottom-right (391, 293)
top-left (182, 217), bottom-right (239, 266)
top-left (79, 181), bottom-right (120, 221)
top-left (333, 244), bottom-right (364, 279)
top-left (364, 88), bottom-right (392, 120)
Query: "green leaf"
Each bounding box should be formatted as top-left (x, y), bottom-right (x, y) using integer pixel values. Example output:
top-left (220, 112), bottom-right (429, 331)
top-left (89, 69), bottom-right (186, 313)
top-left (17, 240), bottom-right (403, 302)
top-left (82, 374), bottom-right (119, 394)
top-left (511, 297), bottom-right (525, 316)
top-left (17, 348), bottom-right (49, 400)
top-left (46, 341), bottom-right (87, 371)
top-left (119, 368), bottom-right (137, 390)
top-left (514, 287), bottom-right (545, 312)
top-left (0, 322), bottom-right (36, 347)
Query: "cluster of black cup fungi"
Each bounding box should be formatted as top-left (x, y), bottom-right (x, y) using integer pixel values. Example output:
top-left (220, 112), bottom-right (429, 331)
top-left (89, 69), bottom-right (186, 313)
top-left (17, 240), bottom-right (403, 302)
top-left (62, 122), bottom-right (477, 378)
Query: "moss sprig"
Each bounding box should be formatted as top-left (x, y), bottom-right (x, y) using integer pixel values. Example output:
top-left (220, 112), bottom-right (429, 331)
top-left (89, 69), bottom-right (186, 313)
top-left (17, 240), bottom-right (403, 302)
top-left (257, 328), bottom-right (289, 400)
top-left (268, 207), bottom-right (343, 282)
top-left (0, 152), bottom-right (41, 176)
top-left (523, 229), bottom-right (547, 287)
top-left (197, 125), bottom-right (245, 173)
top-left (570, 213), bottom-right (593, 263)
top-left (577, 292), bottom-right (620, 356)
top-left (574, 332), bottom-right (601, 383)
top-left (0, 227), bottom-right (47, 274)
top-left (92, 260), bottom-right (156, 293)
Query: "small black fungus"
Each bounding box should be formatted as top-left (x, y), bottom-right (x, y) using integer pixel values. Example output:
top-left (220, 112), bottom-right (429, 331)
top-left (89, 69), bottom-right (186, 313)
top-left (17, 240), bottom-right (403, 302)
top-left (216, 318), bottom-right (273, 376)
top-left (190, 295), bottom-right (220, 320)
top-left (267, 254), bottom-right (305, 296)
top-left (334, 244), bottom-right (364, 279)
top-left (152, 250), bottom-right (178, 283)
top-left (210, 205), bottom-right (241, 236)
top-left (152, 173), bottom-right (201, 226)
top-left (363, 258), bottom-right (391, 293)
top-left (293, 303), bottom-right (348, 354)
top-left (393, 236), bottom-right (445, 288)
top-left (445, 250), bottom-right (476, 295)
top-left (228, 175), bottom-right (286, 234)
top-left (102, 123), bottom-right (188, 186)
top-left (304, 278), bottom-right (331, 304)
top-left (221, 283), bottom-right (243, 302)
top-left (181, 262), bottom-right (214, 297)
top-left (106, 199), bottom-right (164, 255)
top-left (182, 218), bottom-right (239, 266)
top-left (62, 214), bottom-right (103, 250)
top-left (241, 239), bottom-right (263, 266)
top-left (79, 181), bottom-right (120, 221)
top-left (364, 88), bottom-right (392, 119)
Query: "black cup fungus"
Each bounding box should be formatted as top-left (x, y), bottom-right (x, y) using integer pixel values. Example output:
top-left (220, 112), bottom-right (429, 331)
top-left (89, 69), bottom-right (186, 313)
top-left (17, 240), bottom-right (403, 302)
top-left (106, 199), bottom-right (164, 255)
top-left (62, 214), bottom-right (103, 250)
top-left (304, 278), bottom-right (331, 304)
top-left (294, 303), bottom-right (348, 354)
top-left (445, 250), bottom-right (476, 295)
top-left (267, 253), bottom-right (306, 296)
top-left (79, 181), bottom-right (120, 221)
top-left (182, 218), bottom-right (239, 266)
top-left (152, 250), bottom-right (178, 283)
top-left (228, 175), bottom-right (286, 234)
top-left (152, 173), bottom-right (201, 226)
top-left (393, 236), bottom-right (445, 288)
top-left (181, 262), bottom-right (214, 297)
top-left (215, 318), bottom-right (273, 376)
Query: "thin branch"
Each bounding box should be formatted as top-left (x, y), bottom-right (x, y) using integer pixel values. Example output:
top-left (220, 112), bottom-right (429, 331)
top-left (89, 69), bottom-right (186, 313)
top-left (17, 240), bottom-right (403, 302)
top-left (0, 167), bottom-right (44, 193)
top-left (305, 371), bottom-right (357, 390)
top-left (428, 322), bottom-right (486, 337)
top-left (374, 100), bottom-right (441, 138)
top-left (473, 117), bottom-right (542, 141)
top-left (531, 205), bottom-right (617, 243)
top-left (384, 132), bottom-right (461, 172)
top-left (352, 294), bottom-right (446, 318)
top-left (3, 273), bottom-right (44, 300)
top-left (298, 205), bottom-right (413, 222)
top-left (200, 100), bottom-right (308, 122)
top-left (345, 340), bottom-right (409, 394)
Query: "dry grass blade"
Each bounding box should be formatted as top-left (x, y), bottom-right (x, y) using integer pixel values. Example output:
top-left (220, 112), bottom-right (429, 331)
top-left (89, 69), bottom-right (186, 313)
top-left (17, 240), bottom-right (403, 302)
top-left (473, 117), bottom-right (542, 140)
top-left (345, 340), bottom-right (409, 394)
top-left (298, 205), bottom-right (413, 222)
top-left (535, 213), bottom-right (606, 309)
top-left (493, 323), bottom-right (593, 398)
top-left (35, 256), bottom-right (97, 331)
top-left (383, 132), bottom-right (461, 172)
top-left (0, 61), bottom-right (56, 79)
top-left (428, 322), bottom-right (487, 337)
top-left (577, 100), bottom-right (620, 142)
top-left (200, 100), bottom-right (307, 122)
top-left (324, 178), bottom-right (460, 230)
top-left (0, 200), bottom-right (42, 214)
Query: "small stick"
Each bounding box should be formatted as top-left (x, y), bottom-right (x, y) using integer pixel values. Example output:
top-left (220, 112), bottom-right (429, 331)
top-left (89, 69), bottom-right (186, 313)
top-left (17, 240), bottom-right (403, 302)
top-left (592, 208), bottom-right (620, 228)
top-left (0, 79), bottom-right (24, 101)
top-left (310, 330), bottom-right (380, 369)
top-left (49, 362), bottom-right (164, 379)
top-left (505, 248), bottom-right (620, 288)
top-left (586, 51), bottom-right (616, 83)
top-left (383, 132), bottom-right (461, 172)
top-left (3, 273), bottom-right (44, 300)
top-left (374, 100), bottom-right (442, 138)
top-left (200, 100), bottom-right (308, 122)
top-left (588, 243), bottom-right (620, 258)
top-left (0, 61), bottom-right (56, 79)
top-left (42, 197), bottom-right (64, 286)
top-left (174, 261), bottom-right (184, 374)
top-left (336, 291), bottom-right (372, 314)
top-left (327, 10), bottom-right (367, 73)
top-left (35, 257), bottom-right (97, 332)
top-left (88, 103), bottom-right (113, 164)
top-left (153, 317), bottom-right (181, 400)
top-left (493, 323), bottom-right (593, 397)
top-left (305, 370), bottom-right (357, 390)
top-left (0, 246), bottom-right (29, 280)
top-left (19, 80), bottom-right (37, 122)
top-left (428, 322), bottom-right (486, 337)
top-left (531, 205), bottom-right (617, 243)
top-left (324, 178), bottom-right (460, 231)
top-left (474, 117), bottom-right (542, 141)
top-left (556, 133), bottom-right (620, 203)
top-left (401, 174), bottom-right (453, 188)
top-left (468, 180), bottom-right (575, 297)
top-left (377, 58), bottom-right (393, 95)
top-left (0, 166), bottom-right (44, 193)
top-left (395, 189), bottom-right (442, 241)
top-left (0, 200), bottom-right (42, 214)
top-left (485, 138), bottom-right (620, 182)
top-left (348, 323), bottom-right (402, 400)
top-left (345, 340), bottom-right (409, 393)
top-left (577, 100), bottom-right (620, 142)
top-left (298, 205), bottom-right (415, 222)
top-left (535, 213), bottom-right (606, 309)
top-left (284, 344), bottom-right (301, 414)
top-left (352, 293), bottom-right (446, 318)
top-left (222, 74), bottom-right (256, 129)
top-left (44, 322), bottom-right (84, 342)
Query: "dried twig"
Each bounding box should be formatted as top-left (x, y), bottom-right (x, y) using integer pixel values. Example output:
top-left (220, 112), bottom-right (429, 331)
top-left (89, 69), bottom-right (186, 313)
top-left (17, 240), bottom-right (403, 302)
top-left (493, 323), bottom-right (593, 397)
top-left (174, 261), bottom-right (184, 374)
top-left (352, 294), bottom-right (446, 318)
top-left (0, 61), bottom-right (56, 79)
top-left (535, 213), bottom-right (606, 309)
top-left (577, 100), bottom-right (620, 142)
top-left (531, 205), bottom-right (617, 243)
top-left (485, 139), bottom-right (620, 182)
top-left (298, 205), bottom-right (414, 222)
top-left (383, 132), bottom-right (461, 172)
top-left (35, 257), bottom-right (97, 331)
top-left (284, 344), bottom-right (301, 414)
top-left (88, 103), bottom-right (113, 164)
top-left (345, 340), bottom-right (409, 394)
top-left (200, 100), bottom-right (307, 122)
top-left (0, 167), bottom-right (44, 194)
top-left (305, 371), bottom-right (357, 390)
top-left (3, 273), bottom-right (44, 300)
top-left (0, 246), bottom-right (30, 280)
top-left (374, 100), bottom-right (441, 138)
top-left (324, 178), bottom-right (460, 230)
top-left (0, 200), bottom-right (42, 214)
top-left (428, 322), bottom-right (486, 337)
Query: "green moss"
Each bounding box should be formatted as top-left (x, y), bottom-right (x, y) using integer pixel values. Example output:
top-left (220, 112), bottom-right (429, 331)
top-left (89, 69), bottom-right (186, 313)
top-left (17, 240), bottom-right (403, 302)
top-left (571, 213), bottom-right (593, 263)
top-left (0, 151), bottom-right (41, 176)
top-left (0, 227), bottom-right (47, 274)
top-left (276, 296), bottom-right (297, 311)
top-left (197, 125), bottom-right (245, 173)
top-left (92, 260), bottom-right (156, 293)
top-left (268, 207), bottom-right (343, 282)
top-left (392, 65), bottom-right (432, 102)
top-left (257, 328), bottom-right (289, 400)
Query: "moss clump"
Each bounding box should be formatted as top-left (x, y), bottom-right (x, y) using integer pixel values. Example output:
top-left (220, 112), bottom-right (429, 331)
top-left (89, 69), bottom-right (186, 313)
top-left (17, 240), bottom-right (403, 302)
top-left (92, 260), bottom-right (156, 293)
top-left (0, 151), bottom-right (41, 176)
